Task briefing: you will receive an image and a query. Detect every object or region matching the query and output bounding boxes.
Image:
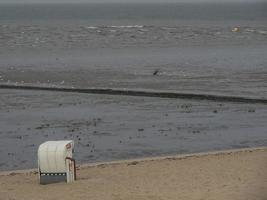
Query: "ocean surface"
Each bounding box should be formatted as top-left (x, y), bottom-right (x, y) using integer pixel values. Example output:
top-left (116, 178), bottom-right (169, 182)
top-left (0, 2), bottom-right (267, 50)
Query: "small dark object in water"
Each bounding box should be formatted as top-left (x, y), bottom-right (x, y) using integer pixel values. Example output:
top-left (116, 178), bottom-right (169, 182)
top-left (138, 128), bottom-right (144, 132)
top-left (213, 110), bottom-right (218, 113)
top-left (153, 69), bottom-right (160, 75)
top-left (193, 130), bottom-right (200, 134)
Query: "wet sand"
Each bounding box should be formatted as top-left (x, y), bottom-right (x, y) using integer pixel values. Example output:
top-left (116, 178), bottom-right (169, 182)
top-left (1, 89), bottom-right (267, 171)
top-left (0, 147), bottom-right (266, 200)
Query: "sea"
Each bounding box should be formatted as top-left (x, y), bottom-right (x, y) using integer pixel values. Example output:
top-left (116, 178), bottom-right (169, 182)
top-left (0, 2), bottom-right (267, 49)
top-left (0, 2), bottom-right (267, 97)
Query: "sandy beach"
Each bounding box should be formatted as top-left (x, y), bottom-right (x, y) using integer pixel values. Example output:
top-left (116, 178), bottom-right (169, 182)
top-left (0, 147), bottom-right (266, 200)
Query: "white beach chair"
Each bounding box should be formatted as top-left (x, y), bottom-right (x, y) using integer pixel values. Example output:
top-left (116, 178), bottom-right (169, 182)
top-left (38, 140), bottom-right (76, 185)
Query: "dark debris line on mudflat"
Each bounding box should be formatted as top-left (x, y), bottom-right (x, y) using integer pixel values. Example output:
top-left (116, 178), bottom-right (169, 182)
top-left (1, 84), bottom-right (267, 105)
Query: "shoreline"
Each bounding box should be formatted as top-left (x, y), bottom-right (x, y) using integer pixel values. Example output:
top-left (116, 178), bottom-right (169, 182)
top-left (1, 146), bottom-right (266, 175)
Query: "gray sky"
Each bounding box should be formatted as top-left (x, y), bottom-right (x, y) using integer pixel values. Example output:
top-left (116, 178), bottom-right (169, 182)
top-left (0, 0), bottom-right (265, 3)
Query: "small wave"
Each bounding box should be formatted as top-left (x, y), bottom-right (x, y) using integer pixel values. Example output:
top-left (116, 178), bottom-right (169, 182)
top-left (245, 28), bottom-right (255, 33)
top-left (109, 25), bottom-right (144, 28)
top-left (86, 26), bottom-right (98, 29)
top-left (258, 30), bottom-right (267, 35)
top-left (244, 29), bottom-right (267, 35)
top-left (162, 27), bottom-right (177, 30)
top-left (85, 25), bottom-right (144, 29)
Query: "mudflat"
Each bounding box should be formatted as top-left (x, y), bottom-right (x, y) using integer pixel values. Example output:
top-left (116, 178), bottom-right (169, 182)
top-left (1, 89), bottom-right (267, 171)
top-left (0, 147), bottom-right (266, 200)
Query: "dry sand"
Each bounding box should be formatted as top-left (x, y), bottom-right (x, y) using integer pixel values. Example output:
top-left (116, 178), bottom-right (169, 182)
top-left (0, 147), bottom-right (266, 200)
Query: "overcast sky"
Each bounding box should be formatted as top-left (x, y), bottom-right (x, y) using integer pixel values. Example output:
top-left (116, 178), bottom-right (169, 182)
top-left (0, 0), bottom-right (265, 3)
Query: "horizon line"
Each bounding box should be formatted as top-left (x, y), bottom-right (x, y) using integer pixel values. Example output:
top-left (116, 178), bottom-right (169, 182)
top-left (0, 1), bottom-right (266, 5)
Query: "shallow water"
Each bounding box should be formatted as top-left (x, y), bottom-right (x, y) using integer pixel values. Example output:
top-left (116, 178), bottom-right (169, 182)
top-left (1, 44), bottom-right (267, 99)
top-left (0, 3), bottom-right (267, 98)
